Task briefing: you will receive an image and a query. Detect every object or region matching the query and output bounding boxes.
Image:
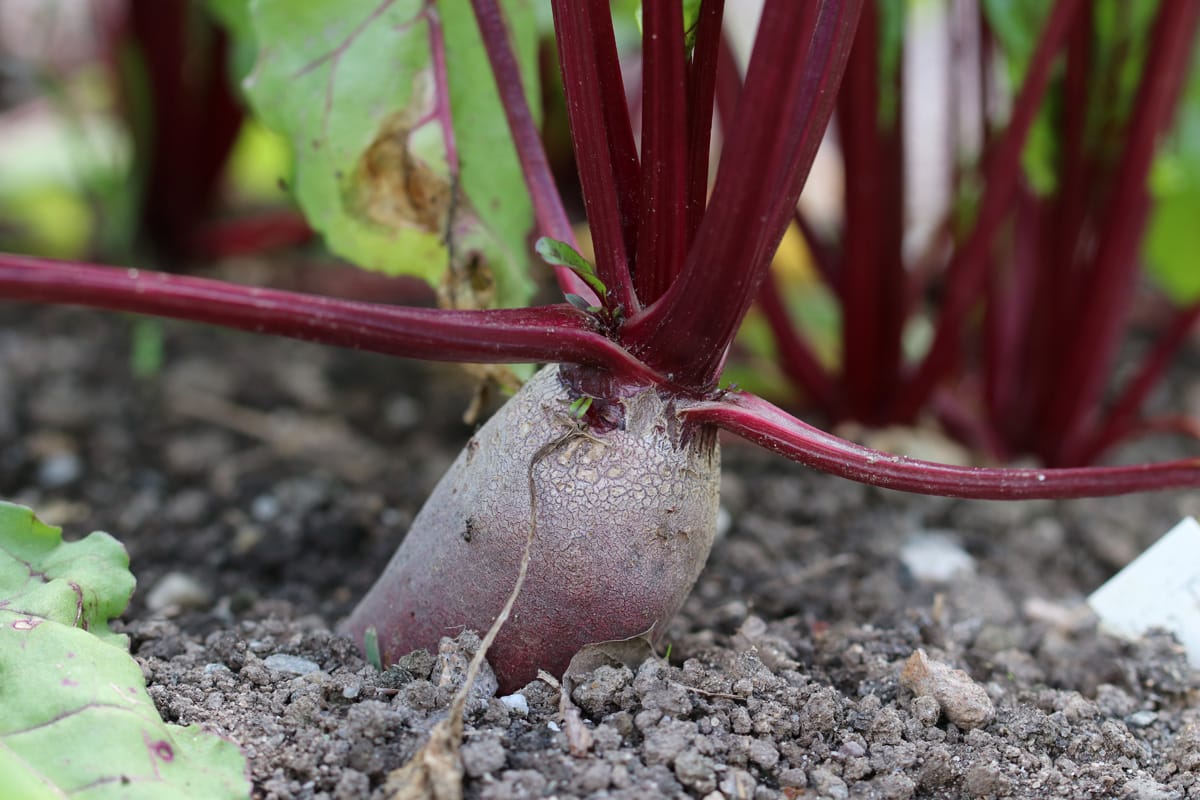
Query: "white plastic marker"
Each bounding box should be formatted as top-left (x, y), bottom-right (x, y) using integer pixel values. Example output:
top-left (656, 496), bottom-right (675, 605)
top-left (1088, 516), bottom-right (1200, 667)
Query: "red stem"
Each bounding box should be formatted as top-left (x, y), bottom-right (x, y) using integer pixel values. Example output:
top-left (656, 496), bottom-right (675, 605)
top-left (895, 0), bottom-right (1084, 420)
top-left (469, 0), bottom-right (593, 301)
top-left (188, 211), bottom-right (314, 260)
top-left (119, 0), bottom-right (244, 259)
top-left (550, 0), bottom-right (639, 314)
top-left (713, 25), bottom-right (839, 411)
top-left (1068, 300), bottom-right (1200, 465)
top-left (587, 0), bottom-right (643, 265)
top-left (633, 0), bottom-right (690, 305)
top-left (1098, 415), bottom-right (1200, 452)
top-left (686, 391), bottom-right (1200, 499)
top-left (625, 0), bottom-right (862, 390)
top-left (684, 0), bottom-right (726, 247)
top-left (932, 385), bottom-right (1011, 462)
top-left (1044, 0), bottom-right (1200, 463)
top-left (756, 269), bottom-right (838, 416)
top-left (1021, 11), bottom-right (1093, 455)
top-left (793, 207), bottom-right (841, 291)
top-left (0, 254), bottom-right (663, 382)
top-left (837, 1), bottom-right (905, 423)
top-left (983, 188), bottom-right (1041, 448)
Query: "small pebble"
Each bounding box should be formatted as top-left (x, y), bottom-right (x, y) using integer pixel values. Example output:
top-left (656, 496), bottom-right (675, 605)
top-left (499, 693), bottom-right (529, 715)
top-left (715, 506), bottom-right (733, 539)
top-left (900, 531), bottom-right (975, 583)
top-left (1126, 710), bottom-right (1158, 728)
top-left (38, 452), bottom-right (82, 488)
top-left (263, 653), bottom-right (322, 675)
top-left (145, 572), bottom-right (212, 614)
top-left (385, 394), bottom-right (422, 429)
top-left (899, 649), bottom-right (994, 730)
top-left (251, 494), bottom-right (281, 522)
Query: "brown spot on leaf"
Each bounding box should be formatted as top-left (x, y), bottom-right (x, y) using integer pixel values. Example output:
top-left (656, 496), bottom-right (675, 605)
top-left (345, 108), bottom-right (451, 235)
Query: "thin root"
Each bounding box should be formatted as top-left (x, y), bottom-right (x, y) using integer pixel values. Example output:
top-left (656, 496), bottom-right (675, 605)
top-left (382, 428), bottom-right (590, 799)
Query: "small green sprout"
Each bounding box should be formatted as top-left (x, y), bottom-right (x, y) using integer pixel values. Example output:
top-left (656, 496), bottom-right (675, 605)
top-left (364, 626), bottom-right (382, 671)
top-left (564, 293), bottom-right (604, 315)
top-left (568, 395), bottom-right (594, 419)
top-left (536, 237), bottom-right (608, 299)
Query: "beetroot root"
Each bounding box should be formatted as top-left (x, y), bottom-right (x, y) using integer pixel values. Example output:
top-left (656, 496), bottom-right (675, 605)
top-left (341, 365), bottom-right (720, 691)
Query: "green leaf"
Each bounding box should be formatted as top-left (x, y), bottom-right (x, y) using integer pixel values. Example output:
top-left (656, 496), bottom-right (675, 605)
top-left (1145, 45), bottom-right (1200, 304)
top-left (981, 0), bottom-right (1045, 71)
top-left (980, 0), bottom-right (1058, 195)
top-left (0, 502), bottom-right (250, 799)
top-left (1145, 183), bottom-right (1200, 302)
top-left (0, 502), bottom-right (133, 645)
top-left (243, 0), bottom-right (540, 308)
top-left (207, 0), bottom-right (257, 83)
top-left (535, 236), bottom-right (607, 298)
top-left (875, 0), bottom-right (905, 130)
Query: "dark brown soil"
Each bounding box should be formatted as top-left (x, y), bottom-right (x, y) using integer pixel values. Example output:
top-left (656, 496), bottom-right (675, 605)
top-left (3, 305), bottom-right (1200, 800)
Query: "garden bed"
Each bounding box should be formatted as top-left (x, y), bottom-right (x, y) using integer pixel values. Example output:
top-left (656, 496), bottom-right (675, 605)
top-left (3, 306), bottom-right (1199, 799)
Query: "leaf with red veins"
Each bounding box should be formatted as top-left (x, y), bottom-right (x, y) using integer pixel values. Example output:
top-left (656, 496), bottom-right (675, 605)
top-left (245, 0), bottom-right (541, 308)
top-left (0, 501), bottom-right (249, 796)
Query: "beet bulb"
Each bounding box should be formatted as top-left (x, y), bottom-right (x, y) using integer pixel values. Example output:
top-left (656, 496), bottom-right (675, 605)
top-left (341, 365), bottom-right (720, 691)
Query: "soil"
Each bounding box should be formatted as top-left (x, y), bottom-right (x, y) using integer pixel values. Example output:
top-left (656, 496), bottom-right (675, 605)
top-left (3, 305), bottom-right (1200, 800)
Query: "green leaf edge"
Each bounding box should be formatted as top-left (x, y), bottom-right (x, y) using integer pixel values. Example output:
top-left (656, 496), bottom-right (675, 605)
top-left (0, 501), bottom-right (251, 800)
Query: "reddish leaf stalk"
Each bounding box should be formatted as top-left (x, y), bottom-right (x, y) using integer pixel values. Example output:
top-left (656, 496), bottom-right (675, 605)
top-left (585, 0), bottom-right (643, 264)
top-left (895, 0), bottom-right (1084, 420)
top-left (1069, 300), bottom-right (1200, 465)
top-left (550, 0), bottom-right (639, 314)
top-left (626, 0), bottom-right (863, 390)
top-left (467, 0), bottom-right (593, 300)
top-left (756, 270), bottom-right (838, 416)
top-left (684, 0), bottom-right (726, 247)
top-left (1043, 0), bottom-right (1200, 464)
top-left (1021, 11), bottom-right (1094, 454)
top-left (686, 391), bottom-right (1200, 499)
top-left (983, 189), bottom-right (1043, 450)
top-left (188, 211), bottom-right (314, 261)
top-left (837, 1), bottom-right (905, 423)
top-left (0, 255), bottom-right (663, 382)
top-left (118, 0), bottom-right (244, 259)
top-left (3, 2), bottom-right (1195, 507)
top-left (633, 0), bottom-right (690, 305)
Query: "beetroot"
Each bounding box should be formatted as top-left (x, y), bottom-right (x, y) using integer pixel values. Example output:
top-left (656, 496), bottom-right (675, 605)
top-left (342, 366), bottom-right (719, 691)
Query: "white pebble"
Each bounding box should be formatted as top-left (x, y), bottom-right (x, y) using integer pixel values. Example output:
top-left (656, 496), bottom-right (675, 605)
top-left (145, 572), bottom-right (212, 613)
top-left (263, 653), bottom-right (322, 675)
top-left (499, 693), bottom-right (529, 715)
top-left (38, 452), bottom-right (82, 488)
top-left (251, 494), bottom-right (281, 522)
top-left (900, 531), bottom-right (975, 583)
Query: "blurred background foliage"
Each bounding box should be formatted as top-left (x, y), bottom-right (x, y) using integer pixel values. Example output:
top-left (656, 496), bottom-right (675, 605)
top-left (0, 0), bottom-right (1195, 402)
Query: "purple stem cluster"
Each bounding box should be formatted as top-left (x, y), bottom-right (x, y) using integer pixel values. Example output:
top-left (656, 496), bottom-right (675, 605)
top-left (1, 1), bottom-right (1198, 499)
top-left (759, 0), bottom-right (1200, 467)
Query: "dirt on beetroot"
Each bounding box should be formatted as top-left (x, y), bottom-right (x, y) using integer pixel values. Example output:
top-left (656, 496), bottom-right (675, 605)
top-left (3, 305), bottom-right (1200, 800)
